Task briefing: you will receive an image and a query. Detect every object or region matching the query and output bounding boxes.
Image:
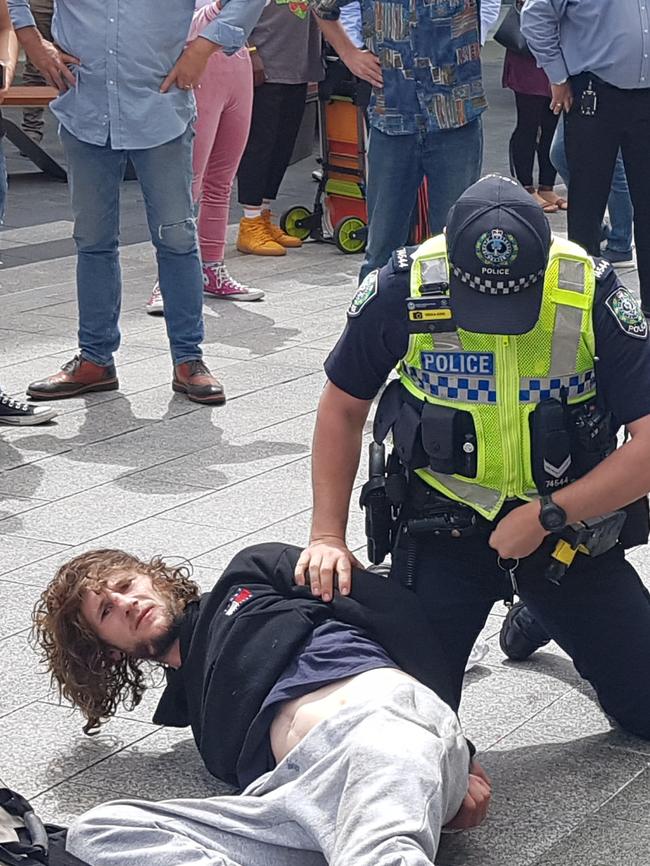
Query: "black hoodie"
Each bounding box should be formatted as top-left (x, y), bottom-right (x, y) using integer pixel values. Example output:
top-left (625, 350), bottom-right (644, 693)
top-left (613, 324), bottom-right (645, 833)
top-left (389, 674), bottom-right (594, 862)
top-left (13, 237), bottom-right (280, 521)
top-left (153, 542), bottom-right (461, 789)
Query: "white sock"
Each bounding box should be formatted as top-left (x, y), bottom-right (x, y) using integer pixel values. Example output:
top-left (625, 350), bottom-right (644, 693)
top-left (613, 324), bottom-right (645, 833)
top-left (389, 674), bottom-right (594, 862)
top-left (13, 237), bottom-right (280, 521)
top-left (243, 207), bottom-right (262, 219)
top-left (203, 260), bottom-right (223, 269)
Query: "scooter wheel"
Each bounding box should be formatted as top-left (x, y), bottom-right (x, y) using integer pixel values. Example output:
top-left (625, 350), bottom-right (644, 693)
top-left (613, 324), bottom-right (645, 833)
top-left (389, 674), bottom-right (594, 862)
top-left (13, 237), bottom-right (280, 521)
top-left (280, 206), bottom-right (312, 241)
top-left (333, 216), bottom-right (367, 254)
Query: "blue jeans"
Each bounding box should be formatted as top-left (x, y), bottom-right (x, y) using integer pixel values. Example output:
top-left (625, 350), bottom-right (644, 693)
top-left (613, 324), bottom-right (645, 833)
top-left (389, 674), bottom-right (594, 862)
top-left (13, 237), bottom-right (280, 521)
top-left (360, 119), bottom-right (483, 282)
top-left (0, 139), bottom-right (7, 224)
top-left (60, 125), bottom-right (204, 366)
top-left (550, 119), bottom-right (634, 254)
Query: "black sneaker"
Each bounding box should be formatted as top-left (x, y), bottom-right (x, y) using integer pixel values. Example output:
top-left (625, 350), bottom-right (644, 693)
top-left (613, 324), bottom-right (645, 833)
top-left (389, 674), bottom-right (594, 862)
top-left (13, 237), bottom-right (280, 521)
top-left (602, 248), bottom-right (636, 268)
top-left (499, 601), bottom-right (551, 661)
top-left (0, 391), bottom-right (57, 426)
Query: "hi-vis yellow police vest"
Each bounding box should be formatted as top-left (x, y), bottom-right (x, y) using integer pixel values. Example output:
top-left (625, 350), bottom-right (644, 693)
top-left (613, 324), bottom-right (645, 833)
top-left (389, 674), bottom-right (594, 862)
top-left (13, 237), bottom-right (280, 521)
top-left (398, 234), bottom-right (596, 519)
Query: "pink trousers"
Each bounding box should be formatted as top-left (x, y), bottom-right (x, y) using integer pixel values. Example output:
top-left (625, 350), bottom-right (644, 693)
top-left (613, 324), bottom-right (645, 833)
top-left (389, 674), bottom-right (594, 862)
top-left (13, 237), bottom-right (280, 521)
top-left (193, 48), bottom-right (253, 262)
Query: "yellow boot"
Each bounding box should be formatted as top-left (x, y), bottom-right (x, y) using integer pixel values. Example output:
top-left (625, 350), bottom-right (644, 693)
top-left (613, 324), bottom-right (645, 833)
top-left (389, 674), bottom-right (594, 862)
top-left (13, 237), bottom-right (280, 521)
top-left (262, 210), bottom-right (303, 248)
top-left (236, 215), bottom-right (286, 256)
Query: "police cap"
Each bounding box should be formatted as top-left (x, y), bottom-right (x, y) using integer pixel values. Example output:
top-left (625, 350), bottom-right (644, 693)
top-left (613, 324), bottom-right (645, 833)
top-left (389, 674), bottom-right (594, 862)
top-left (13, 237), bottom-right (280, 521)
top-left (446, 174), bottom-right (552, 335)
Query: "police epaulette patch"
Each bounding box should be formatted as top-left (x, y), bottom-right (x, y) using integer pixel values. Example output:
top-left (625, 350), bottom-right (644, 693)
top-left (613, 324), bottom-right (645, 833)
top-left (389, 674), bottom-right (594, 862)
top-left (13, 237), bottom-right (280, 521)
top-left (348, 269), bottom-right (379, 317)
top-left (592, 257), bottom-right (613, 282)
top-left (391, 246), bottom-right (415, 273)
top-left (605, 286), bottom-right (648, 340)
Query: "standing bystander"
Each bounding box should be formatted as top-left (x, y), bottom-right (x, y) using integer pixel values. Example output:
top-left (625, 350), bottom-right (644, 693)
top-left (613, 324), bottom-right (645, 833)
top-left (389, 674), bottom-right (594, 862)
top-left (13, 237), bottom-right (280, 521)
top-left (19, 0), bottom-right (52, 144)
top-left (7, 0), bottom-right (266, 405)
top-left (521, 0), bottom-right (650, 314)
top-left (311, 0), bottom-right (486, 282)
top-left (0, 0), bottom-right (56, 425)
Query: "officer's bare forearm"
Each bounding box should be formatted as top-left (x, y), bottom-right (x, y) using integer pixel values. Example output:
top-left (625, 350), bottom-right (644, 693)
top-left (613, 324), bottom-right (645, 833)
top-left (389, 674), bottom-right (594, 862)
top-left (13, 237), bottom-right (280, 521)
top-left (310, 381), bottom-right (372, 542)
top-left (553, 414), bottom-right (650, 523)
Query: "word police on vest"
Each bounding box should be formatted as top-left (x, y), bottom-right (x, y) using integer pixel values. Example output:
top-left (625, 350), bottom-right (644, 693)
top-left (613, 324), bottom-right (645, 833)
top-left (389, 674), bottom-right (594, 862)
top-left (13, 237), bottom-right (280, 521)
top-left (421, 351), bottom-right (494, 376)
top-left (445, 175), bottom-right (552, 336)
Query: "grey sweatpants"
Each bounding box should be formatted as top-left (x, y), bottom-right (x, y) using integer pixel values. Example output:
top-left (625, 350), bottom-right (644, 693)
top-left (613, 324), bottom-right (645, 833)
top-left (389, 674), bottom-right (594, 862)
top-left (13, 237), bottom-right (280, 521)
top-left (67, 680), bottom-right (469, 866)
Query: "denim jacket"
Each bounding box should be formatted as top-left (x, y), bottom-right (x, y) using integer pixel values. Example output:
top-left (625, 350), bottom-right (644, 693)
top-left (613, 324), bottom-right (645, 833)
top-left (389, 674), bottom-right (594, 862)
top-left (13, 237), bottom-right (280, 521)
top-left (311, 0), bottom-right (487, 134)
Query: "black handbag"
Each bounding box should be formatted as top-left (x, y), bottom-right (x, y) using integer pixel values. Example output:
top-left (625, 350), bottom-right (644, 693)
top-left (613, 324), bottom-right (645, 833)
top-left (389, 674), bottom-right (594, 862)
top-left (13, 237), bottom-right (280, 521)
top-left (493, 5), bottom-right (532, 57)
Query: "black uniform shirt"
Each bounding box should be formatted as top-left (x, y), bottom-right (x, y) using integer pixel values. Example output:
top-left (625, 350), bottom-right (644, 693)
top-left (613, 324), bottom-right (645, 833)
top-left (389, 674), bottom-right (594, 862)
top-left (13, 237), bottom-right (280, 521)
top-left (324, 257), bottom-right (650, 427)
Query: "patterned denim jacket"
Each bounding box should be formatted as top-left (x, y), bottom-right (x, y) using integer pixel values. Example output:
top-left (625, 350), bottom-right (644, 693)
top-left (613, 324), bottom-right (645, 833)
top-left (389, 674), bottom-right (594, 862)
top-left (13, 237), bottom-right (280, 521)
top-left (311, 0), bottom-right (487, 135)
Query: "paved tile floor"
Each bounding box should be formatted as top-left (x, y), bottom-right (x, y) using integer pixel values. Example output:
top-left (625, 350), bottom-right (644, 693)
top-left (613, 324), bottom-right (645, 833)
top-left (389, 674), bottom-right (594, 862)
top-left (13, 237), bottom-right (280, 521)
top-left (1, 41), bottom-right (648, 866)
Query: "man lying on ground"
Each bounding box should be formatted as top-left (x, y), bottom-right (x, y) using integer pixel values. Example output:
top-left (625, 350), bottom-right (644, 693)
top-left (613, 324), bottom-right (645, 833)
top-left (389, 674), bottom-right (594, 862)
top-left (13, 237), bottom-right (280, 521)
top-left (35, 542), bottom-right (490, 866)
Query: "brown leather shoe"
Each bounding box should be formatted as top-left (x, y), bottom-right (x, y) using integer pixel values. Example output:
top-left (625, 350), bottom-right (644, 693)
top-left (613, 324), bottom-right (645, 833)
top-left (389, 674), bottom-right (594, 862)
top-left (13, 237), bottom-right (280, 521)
top-left (173, 359), bottom-right (226, 405)
top-left (27, 354), bottom-right (119, 400)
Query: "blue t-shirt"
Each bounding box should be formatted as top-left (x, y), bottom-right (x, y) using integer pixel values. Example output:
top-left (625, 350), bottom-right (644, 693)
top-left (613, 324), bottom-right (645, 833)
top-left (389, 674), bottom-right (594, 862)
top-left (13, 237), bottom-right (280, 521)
top-left (236, 621), bottom-right (398, 786)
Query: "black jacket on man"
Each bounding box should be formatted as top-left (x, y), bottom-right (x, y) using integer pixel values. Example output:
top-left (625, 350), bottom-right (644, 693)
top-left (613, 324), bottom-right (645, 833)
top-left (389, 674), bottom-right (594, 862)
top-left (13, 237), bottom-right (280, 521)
top-left (153, 542), bottom-right (459, 788)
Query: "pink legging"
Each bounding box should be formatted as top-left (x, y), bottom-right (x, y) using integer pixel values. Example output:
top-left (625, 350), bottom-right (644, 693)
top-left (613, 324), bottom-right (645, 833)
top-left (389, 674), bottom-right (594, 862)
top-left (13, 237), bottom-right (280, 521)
top-left (193, 47), bottom-right (253, 263)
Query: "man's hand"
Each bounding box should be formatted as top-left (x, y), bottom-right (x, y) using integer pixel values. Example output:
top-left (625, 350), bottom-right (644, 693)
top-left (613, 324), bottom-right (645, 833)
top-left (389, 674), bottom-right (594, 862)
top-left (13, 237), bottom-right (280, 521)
top-left (20, 32), bottom-right (77, 92)
top-left (294, 538), bottom-right (362, 602)
top-left (339, 46), bottom-right (383, 88)
top-left (444, 760), bottom-right (492, 831)
top-left (161, 37), bottom-right (217, 93)
top-left (250, 50), bottom-right (265, 87)
top-left (550, 82), bottom-right (573, 115)
top-left (488, 500), bottom-right (548, 560)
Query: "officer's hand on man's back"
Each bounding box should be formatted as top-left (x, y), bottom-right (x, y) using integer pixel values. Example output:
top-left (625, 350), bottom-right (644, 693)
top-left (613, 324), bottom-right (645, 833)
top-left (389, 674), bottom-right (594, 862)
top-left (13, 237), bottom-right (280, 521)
top-left (294, 539), bottom-right (362, 603)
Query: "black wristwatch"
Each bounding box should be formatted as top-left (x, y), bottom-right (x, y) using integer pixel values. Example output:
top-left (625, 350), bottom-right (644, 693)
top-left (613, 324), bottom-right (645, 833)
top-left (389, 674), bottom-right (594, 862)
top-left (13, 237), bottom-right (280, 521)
top-left (538, 495), bottom-right (567, 532)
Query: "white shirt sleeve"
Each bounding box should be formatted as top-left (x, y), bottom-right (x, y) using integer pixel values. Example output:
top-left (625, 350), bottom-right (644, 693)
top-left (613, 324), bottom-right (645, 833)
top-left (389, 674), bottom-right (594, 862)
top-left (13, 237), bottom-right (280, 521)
top-left (480, 0), bottom-right (502, 44)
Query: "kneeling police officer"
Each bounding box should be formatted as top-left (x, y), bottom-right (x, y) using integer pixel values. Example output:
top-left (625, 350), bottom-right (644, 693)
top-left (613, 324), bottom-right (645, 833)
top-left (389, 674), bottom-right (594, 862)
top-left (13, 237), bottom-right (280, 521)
top-left (296, 174), bottom-right (650, 740)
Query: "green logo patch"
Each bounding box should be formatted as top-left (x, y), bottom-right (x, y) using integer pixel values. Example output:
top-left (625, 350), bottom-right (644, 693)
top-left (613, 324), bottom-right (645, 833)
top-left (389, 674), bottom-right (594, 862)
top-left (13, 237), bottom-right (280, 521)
top-left (475, 228), bottom-right (519, 268)
top-left (605, 287), bottom-right (648, 340)
top-left (348, 270), bottom-right (378, 317)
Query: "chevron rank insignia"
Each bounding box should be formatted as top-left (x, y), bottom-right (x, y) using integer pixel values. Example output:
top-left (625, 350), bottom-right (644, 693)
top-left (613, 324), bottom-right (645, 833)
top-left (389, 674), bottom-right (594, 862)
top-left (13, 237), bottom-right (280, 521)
top-left (605, 286), bottom-right (648, 340)
top-left (348, 270), bottom-right (378, 317)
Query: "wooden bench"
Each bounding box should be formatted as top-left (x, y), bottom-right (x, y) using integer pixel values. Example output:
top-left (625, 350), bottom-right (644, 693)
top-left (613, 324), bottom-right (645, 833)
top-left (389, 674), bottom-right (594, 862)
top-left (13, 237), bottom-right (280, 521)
top-left (2, 85), bottom-right (66, 179)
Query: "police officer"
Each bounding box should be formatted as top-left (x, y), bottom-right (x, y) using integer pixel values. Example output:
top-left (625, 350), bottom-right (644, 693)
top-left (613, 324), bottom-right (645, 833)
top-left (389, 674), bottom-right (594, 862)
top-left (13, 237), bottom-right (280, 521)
top-left (295, 174), bottom-right (650, 739)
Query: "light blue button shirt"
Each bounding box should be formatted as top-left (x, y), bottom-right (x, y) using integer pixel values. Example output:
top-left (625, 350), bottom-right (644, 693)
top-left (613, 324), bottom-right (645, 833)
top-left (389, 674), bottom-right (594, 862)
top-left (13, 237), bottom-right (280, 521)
top-left (521, 0), bottom-right (650, 89)
top-left (8, 0), bottom-right (267, 149)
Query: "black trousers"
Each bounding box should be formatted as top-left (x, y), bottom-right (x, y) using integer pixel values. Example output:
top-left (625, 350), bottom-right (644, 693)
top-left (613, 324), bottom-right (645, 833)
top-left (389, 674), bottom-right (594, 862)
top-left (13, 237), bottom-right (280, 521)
top-left (237, 82), bottom-right (308, 207)
top-left (391, 524), bottom-right (650, 740)
top-left (509, 92), bottom-right (559, 189)
top-left (565, 73), bottom-right (650, 309)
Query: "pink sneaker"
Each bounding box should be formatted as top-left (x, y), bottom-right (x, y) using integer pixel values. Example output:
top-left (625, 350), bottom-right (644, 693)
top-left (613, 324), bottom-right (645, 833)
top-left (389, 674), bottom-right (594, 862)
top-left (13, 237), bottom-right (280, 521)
top-left (146, 282), bottom-right (164, 315)
top-left (202, 262), bottom-right (265, 301)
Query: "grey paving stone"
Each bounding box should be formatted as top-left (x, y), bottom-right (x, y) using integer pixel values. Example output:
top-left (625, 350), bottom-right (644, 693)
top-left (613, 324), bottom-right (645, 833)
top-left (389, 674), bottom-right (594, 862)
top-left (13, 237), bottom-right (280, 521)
top-left (0, 579), bottom-right (41, 638)
top-left (439, 739), bottom-right (647, 866)
top-left (0, 479), bottom-right (211, 546)
top-left (78, 726), bottom-right (233, 801)
top-left (0, 493), bottom-right (49, 519)
top-left (597, 766), bottom-right (650, 826)
top-left (0, 453), bottom-right (136, 501)
top-left (0, 632), bottom-right (52, 717)
top-left (0, 533), bottom-right (70, 574)
top-left (532, 815), bottom-right (650, 866)
top-left (0, 700), bottom-right (158, 798)
top-left (30, 781), bottom-right (119, 827)
top-left (160, 457), bottom-right (313, 533)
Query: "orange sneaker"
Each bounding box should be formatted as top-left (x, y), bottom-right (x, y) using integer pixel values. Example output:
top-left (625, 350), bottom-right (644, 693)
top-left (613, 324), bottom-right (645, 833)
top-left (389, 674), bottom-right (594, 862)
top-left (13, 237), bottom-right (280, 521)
top-left (236, 215), bottom-right (286, 256)
top-left (262, 210), bottom-right (303, 248)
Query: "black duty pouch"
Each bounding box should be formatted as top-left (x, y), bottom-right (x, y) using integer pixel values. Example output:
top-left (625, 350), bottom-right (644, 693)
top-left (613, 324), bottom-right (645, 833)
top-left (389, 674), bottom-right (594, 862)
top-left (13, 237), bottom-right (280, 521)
top-left (420, 403), bottom-right (477, 477)
top-left (530, 399), bottom-right (573, 493)
top-left (373, 379), bottom-right (403, 444)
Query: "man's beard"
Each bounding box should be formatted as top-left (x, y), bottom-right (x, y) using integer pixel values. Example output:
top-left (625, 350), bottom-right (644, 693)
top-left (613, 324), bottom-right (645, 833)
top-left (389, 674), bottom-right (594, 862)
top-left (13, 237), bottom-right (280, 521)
top-left (134, 610), bottom-right (185, 662)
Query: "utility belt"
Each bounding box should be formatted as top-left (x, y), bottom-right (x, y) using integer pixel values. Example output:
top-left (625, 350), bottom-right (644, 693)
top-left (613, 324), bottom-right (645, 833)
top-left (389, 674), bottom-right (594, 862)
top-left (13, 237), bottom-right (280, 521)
top-left (361, 380), bottom-right (650, 581)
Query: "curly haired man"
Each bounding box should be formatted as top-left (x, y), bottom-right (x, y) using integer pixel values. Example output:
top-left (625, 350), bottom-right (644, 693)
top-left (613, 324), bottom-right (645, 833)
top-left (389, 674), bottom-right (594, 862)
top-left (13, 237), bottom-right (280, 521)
top-left (35, 542), bottom-right (491, 866)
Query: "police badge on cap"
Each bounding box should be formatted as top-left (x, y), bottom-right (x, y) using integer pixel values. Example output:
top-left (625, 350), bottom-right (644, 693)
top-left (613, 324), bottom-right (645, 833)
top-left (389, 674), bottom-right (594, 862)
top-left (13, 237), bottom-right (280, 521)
top-left (446, 175), bottom-right (552, 335)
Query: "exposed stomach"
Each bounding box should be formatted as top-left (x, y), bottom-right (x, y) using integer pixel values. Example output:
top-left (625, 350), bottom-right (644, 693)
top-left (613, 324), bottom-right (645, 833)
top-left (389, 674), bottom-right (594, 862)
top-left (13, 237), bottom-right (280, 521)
top-left (269, 667), bottom-right (417, 764)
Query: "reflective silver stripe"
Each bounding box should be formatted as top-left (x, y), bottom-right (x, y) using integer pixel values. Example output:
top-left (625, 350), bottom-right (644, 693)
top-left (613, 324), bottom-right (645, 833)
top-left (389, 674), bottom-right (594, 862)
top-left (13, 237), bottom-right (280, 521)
top-left (519, 369), bottom-right (595, 403)
top-left (419, 469), bottom-right (503, 512)
top-left (402, 364), bottom-right (496, 403)
top-left (558, 260), bottom-right (585, 293)
top-left (420, 257), bottom-right (449, 286)
top-left (550, 259), bottom-right (587, 375)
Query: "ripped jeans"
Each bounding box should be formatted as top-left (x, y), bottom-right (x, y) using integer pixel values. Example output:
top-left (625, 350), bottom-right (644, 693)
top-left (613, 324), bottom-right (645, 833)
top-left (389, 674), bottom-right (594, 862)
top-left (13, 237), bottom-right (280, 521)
top-left (61, 124), bottom-right (204, 366)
